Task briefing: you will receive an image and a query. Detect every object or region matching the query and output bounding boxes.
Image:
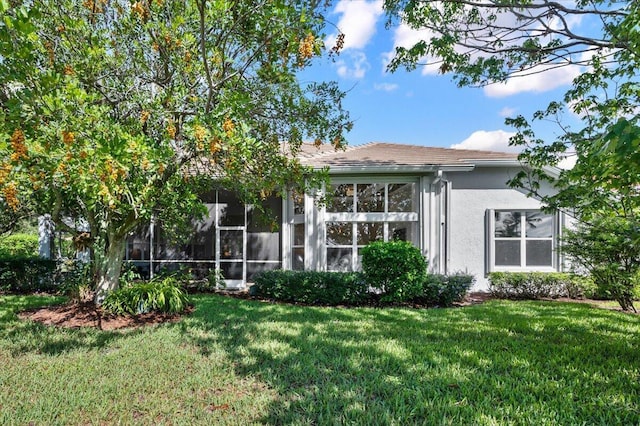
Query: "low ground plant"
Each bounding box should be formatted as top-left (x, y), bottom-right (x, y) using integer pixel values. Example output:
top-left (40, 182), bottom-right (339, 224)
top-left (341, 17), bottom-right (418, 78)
top-left (101, 276), bottom-right (190, 315)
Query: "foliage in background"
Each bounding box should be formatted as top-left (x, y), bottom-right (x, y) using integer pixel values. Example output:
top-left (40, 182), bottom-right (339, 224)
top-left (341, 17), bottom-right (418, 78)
top-left (0, 258), bottom-right (58, 293)
top-left (101, 276), bottom-right (190, 315)
top-left (252, 270), bottom-right (369, 306)
top-left (0, 257), bottom-right (91, 295)
top-left (0, 0), bottom-right (351, 304)
top-left (0, 233), bottom-right (39, 258)
top-left (361, 240), bottom-right (427, 303)
top-left (489, 272), bottom-right (596, 300)
top-left (562, 217), bottom-right (639, 311)
top-left (383, 1), bottom-right (640, 311)
top-left (420, 273), bottom-right (474, 307)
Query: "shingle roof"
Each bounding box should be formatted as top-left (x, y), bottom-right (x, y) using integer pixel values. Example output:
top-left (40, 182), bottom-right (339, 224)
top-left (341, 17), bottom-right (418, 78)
top-left (298, 142), bottom-right (519, 169)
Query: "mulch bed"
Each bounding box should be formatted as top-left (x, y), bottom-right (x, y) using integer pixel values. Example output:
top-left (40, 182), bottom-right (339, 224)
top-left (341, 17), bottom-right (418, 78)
top-left (18, 302), bottom-right (193, 331)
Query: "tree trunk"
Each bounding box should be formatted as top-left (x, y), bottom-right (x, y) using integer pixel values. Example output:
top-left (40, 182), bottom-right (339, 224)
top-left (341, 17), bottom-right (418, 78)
top-left (93, 237), bottom-right (125, 305)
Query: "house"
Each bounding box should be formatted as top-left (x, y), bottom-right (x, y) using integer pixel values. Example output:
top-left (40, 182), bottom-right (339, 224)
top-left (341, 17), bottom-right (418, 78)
top-left (124, 142), bottom-right (566, 291)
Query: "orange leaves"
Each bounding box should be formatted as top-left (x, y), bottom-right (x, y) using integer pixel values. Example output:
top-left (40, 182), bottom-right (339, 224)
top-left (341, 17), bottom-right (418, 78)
top-left (0, 164), bottom-right (11, 186)
top-left (10, 129), bottom-right (28, 162)
top-left (222, 117), bottom-right (235, 138)
top-left (209, 137), bottom-right (222, 155)
top-left (140, 110), bottom-right (150, 124)
top-left (62, 130), bottom-right (75, 146)
top-left (167, 122), bottom-right (177, 139)
top-left (2, 182), bottom-right (19, 211)
top-left (298, 33), bottom-right (316, 66)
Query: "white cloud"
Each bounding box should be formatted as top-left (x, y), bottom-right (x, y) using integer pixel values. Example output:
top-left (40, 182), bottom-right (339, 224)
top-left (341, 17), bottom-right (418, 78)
top-left (335, 51), bottom-right (369, 80)
top-left (499, 107), bottom-right (517, 118)
top-left (326, 0), bottom-right (383, 51)
top-left (374, 82), bottom-right (399, 92)
top-left (484, 64), bottom-right (582, 98)
top-left (451, 130), bottom-right (520, 153)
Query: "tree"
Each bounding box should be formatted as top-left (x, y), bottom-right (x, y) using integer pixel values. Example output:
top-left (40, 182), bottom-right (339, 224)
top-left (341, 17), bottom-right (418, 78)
top-left (384, 0), bottom-right (640, 310)
top-left (0, 0), bottom-right (352, 303)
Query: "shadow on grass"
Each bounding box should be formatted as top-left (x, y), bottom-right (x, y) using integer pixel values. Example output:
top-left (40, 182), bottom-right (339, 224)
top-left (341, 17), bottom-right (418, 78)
top-left (178, 295), bottom-right (640, 424)
top-left (0, 295), bottom-right (144, 356)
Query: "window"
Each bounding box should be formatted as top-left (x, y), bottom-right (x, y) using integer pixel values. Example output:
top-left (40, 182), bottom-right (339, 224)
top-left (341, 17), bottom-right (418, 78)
top-left (490, 210), bottom-right (556, 270)
top-left (325, 181), bottom-right (419, 271)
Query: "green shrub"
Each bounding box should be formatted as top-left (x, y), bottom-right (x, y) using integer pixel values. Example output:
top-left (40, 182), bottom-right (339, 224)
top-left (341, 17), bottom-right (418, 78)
top-left (0, 234), bottom-right (39, 258)
top-left (252, 270), bottom-right (369, 305)
top-left (102, 276), bottom-right (190, 315)
top-left (420, 273), bottom-right (475, 307)
top-left (0, 257), bottom-right (59, 293)
top-left (488, 272), bottom-right (595, 300)
top-left (361, 240), bottom-right (427, 303)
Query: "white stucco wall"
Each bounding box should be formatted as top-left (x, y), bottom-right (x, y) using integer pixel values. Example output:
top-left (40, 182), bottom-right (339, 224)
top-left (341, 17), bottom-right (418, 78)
top-left (446, 167), bottom-right (554, 291)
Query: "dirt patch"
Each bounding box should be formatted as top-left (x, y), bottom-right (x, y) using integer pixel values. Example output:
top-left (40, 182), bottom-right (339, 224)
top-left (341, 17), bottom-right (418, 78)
top-left (18, 302), bottom-right (193, 331)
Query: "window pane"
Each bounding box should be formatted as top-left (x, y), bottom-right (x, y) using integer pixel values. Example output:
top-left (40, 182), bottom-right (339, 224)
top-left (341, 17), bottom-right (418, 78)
top-left (217, 190), bottom-right (245, 226)
top-left (247, 233), bottom-right (280, 261)
top-left (127, 227), bottom-right (150, 260)
top-left (327, 184), bottom-right (354, 212)
top-left (526, 240), bottom-right (553, 266)
top-left (293, 223), bottom-right (305, 246)
top-left (293, 191), bottom-right (305, 215)
top-left (388, 183), bottom-right (416, 212)
top-left (327, 247), bottom-right (352, 271)
top-left (326, 222), bottom-right (352, 246)
top-left (495, 212), bottom-right (521, 237)
top-left (220, 230), bottom-right (243, 260)
top-left (220, 262), bottom-right (243, 280)
top-left (292, 247), bottom-right (304, 270)
top-left (357, 223), bottom-right (383, 245)
top-left (526, 212), bottom-right (553, 238)
top-left (389, 222), bottom-right (417, 243)
top-left (495, 240), bottom-right (521, 266)
top-left (247, 197), bottom-right (282, 232)
top-left (357, 183), bottom-right (385, 212)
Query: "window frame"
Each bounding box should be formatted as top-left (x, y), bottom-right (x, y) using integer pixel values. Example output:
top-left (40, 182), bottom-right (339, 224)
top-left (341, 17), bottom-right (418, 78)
top-left (324, 178), bottom-right (420, 272)
top-left (487, 209), bottom-right (559, 273)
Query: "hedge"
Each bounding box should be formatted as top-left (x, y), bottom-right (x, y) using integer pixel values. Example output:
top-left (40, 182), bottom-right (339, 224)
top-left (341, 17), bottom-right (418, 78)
top-left (252, 270), bottom-right (370, 305)
top-left (0, 258), bottom-right (60, 293)
top-left (0, 234), bottom-right (39, 258)
top-left (420, 273), bottom-right (475, 307)
top-left (488, 272), bottom-right (595, 300)
top-left (252, 269), bottom-right (474, 307)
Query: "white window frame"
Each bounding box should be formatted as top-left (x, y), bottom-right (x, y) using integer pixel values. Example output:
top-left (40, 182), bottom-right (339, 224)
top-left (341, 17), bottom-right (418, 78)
top-left (487, 209), bottom-right (559, 273)
top-left (324, 178), bottom-right (420, 272)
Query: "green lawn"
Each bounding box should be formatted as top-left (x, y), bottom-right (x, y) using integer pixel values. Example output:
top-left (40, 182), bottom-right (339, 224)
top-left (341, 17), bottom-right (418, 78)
top-left (1, 294), bottom-right (639, 425)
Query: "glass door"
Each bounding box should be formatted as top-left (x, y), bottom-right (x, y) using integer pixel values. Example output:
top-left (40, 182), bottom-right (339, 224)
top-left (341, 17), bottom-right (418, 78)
top-left (217, 227), bottom-right (245, 288)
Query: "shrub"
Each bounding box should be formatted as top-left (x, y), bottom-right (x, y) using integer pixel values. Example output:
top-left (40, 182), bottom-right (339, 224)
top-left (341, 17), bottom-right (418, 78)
top-left (252, 270), bottom-right (369, 305)
top-left (102, 276), bottom-right (190, 315)
top-left (420, 273), bottom-right (475, 307)
top-left (0, 234), bottom-right (39, 258)
top-left (488, 272), bottom-right (595, 300)
top-left (0, 257), bottom-right (59, 293)
top-left (361, 241), bottom-right (427, 303)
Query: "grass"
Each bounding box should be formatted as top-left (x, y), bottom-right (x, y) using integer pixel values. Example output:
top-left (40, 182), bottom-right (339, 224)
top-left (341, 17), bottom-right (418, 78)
top-left (0, 294), bottom-right (639, 425)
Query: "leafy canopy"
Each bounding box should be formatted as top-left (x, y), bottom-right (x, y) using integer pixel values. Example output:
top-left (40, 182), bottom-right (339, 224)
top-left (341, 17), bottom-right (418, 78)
top-left (0, 0), bottom-right (352, 298)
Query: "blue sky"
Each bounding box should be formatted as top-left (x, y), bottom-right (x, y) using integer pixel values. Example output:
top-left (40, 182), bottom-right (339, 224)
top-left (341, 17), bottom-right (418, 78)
top-left (301, 0), bottom-right (585, 159)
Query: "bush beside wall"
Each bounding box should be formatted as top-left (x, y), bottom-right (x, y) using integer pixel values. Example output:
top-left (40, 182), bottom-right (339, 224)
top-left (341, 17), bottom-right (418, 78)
top-left (488, 272), bottom-right (595, 300)
top-left (253, 270), bottom-right (473, 307)
top-left (361, 240), bottom-right (427, 303)
top-left (0, 234), bottom-right (39, 258)
top-left (420, 273), bottom-right (475, 307)
top-left (252, 270), bottom-right (369, 305)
